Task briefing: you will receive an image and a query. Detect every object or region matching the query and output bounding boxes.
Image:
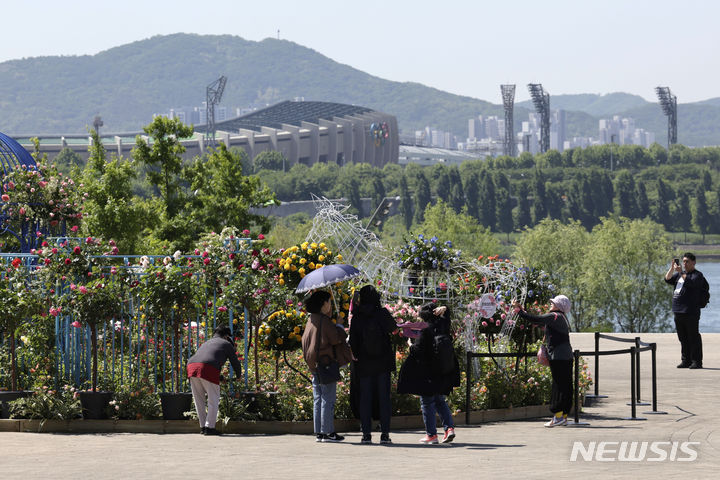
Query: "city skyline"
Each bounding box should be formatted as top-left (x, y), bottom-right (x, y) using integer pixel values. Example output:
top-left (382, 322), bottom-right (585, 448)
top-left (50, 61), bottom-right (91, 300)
top-left (0, 0), bottom-right (718, 105)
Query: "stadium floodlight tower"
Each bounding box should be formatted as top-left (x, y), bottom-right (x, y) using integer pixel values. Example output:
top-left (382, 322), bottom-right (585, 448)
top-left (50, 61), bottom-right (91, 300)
top-left (527, 83), bottom-right (550, 153)
top-left (205, 75), bottom-right (227, 147)
top-left (500, 84), bottom-right (516, 157)
top-left (655, 86), bottom-right (677, 149)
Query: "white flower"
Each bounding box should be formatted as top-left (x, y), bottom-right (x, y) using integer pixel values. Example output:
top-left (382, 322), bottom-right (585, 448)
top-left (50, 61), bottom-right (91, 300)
top-left (173, 250), bottom-right (182, 261)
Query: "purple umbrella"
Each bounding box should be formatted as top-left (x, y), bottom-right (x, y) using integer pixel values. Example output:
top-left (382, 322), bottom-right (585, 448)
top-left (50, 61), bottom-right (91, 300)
top-left (295, 264), bottom-right (362, 293)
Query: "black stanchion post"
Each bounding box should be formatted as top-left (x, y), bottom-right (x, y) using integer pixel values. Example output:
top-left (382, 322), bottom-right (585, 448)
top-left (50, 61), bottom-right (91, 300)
top-left (628, 338), bottom-right (650, 407)
top-left (624, 346), bottom-right (646, 421)
top-left (586, 332), bottom-right (607, 399)
top-left (594, 331), bottom-right (600, 396)
top-left (644, 343), bottom-right (667, 415)
top-left (567, 349), bottom-right (589, 426)
top-left (465, 351), bottom-right (471, 425)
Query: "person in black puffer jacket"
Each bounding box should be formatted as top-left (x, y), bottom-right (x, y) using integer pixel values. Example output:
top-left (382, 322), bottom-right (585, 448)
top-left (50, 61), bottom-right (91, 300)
top-left (348, 285), bottom-right (397, 444)
top-left (397, 303), bottom-right (460, 444)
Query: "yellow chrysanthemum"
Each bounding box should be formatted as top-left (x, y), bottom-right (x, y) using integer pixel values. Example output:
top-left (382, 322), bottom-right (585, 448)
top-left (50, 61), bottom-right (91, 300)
top-left (319, 242), bottom-right (326, 248)
top-left (299, 258), bottom-right (306, 264)
top-left (307, 249), bottom-right (314, 255)
top-left (293, 326), bottom-right (301, 334)
top-left (336, 254), bottom-right (343, 261)
top-left (290, 265), bottom-right (297, 271)
top-left (308, 262), bottom-right (315, 269)
top-left (284, 264), bottom-right (290, 270)
top-left (291, 254), bottom-right (297, 259)
top-left (318, 255), bottom-right (325, 262)
top-left (276, 338), bottom-right (283, 345)
top-left (315, 263), bottom-right (323, 269)
top-left (311, 242), bottom-right (318, 249)
top-left (278, 278), bottom-right (285, 285)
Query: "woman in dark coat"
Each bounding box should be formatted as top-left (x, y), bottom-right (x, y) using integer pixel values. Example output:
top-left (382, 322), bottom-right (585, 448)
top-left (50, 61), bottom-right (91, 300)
top-left (348, 285), bottom-right (397, 444)
top-left (513, 294), bottom-right (573, 427)
top-left (397, 303), bottom-right (460, 444)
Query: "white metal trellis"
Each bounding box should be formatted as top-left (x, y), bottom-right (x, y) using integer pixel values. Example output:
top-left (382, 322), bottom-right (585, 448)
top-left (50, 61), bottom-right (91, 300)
top-left (304, 196), bottom-right (528, 358)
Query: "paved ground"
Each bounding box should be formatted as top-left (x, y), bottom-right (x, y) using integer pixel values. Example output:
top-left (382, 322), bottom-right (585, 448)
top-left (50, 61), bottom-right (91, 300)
top-left (1, 333), bottom-right (718, 479)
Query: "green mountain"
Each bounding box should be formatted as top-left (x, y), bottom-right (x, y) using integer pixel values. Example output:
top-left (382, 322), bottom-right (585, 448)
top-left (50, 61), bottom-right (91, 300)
top-left (0, 33), bottom-right (719, 146)
top-left (518, 92), bottom-right (651, 117)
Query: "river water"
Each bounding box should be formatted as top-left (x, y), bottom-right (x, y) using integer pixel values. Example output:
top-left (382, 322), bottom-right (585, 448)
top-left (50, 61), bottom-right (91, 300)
top-left (696, 261), bottom-right (720, 333)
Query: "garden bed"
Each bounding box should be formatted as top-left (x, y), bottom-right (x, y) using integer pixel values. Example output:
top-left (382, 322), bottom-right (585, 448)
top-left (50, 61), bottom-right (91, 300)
top-left (0, 404), bottom-right (549, 434)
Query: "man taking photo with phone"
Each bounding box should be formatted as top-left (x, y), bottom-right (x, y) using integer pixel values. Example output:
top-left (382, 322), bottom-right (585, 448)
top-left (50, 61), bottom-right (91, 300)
top-left (665, 253), bottom-right (709, 369)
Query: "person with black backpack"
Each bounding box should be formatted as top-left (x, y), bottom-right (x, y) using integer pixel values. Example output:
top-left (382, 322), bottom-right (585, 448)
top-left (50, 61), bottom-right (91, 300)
top-left (348, 285), bottom-right (397, 444)
top-left (397, 303), bottom-right (460, 444)
top-left (665, 252), bottom-right (708, 369)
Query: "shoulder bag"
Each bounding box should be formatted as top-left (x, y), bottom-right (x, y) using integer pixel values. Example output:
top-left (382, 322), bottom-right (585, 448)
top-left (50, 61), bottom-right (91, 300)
top-left (315, 317), bottom-right (342, 384)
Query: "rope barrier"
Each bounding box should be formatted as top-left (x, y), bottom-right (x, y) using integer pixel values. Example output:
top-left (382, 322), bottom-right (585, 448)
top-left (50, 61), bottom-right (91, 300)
top-left (465, 331), bottom-right (666, 427)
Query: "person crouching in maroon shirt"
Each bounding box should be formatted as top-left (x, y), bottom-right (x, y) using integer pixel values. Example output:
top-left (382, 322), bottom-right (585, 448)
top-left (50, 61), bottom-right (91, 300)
top-left (187, 325), bottom-right (243, 435)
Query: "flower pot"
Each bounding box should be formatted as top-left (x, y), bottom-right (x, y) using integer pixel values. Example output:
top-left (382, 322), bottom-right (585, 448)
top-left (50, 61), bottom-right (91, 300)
top-left (160, 392), bottom-right (193, 420)
top-left (79, 391), bottom-right (113, 420)
top-left (0, 390), bottom-right (33, 419)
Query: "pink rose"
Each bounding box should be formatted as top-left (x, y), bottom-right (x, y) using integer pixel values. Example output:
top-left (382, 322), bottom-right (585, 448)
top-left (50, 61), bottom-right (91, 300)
top-left (70, 225), bottom-right (79, 232)
top-left (2, 194), bottom-right (10, 201)
top-left (71, 321), bottom-right (82, 328)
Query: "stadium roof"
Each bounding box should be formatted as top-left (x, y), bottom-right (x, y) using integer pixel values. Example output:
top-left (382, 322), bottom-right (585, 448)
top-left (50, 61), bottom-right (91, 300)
top-left (205, 100), bottom-right (374, 133)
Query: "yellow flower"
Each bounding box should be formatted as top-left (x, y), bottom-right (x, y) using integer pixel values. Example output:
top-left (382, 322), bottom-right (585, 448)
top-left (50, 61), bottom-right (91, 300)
top-left (264, 339), bottom-right (270, 346)
top-left (284, 264), bottom-right (290, 270)
top-left (307, 249), bottom-right (314, 255)
top-left (276, 338), bottom-right (283, 345)
top-left (301, 242), bottom-right (308, 249)
top-left (233, 319), bottom-right (238, 325)
top-left (342, 294), bottom-right (349, 301)
top-left (299, 267), bottom-right (305, 275)
top-left (299, 258), bottom-right (307, 264)
top-left (338, 312), bottom-right (345, 318)
top-left (319, 242), bottom-right (326, 248)
top-left (278, 278), bottom-right (285, 285)
top-left (141, 314), bottom-right (146, 319)
top-left (293, 326), bottom-right (301, 334)
top-left (336, 254), bottom-right (343, 261)
top-left (318, 255), bottom-right (325, 262)
top-left (200, 321), bottom-right (206, 327)
top-left (291, 254), bottom-right (297, 259)
top-left (286, 312), bottom-right (293, 318)
top-left (311, 242), bottom-right (318, 249)
top-left (290, 265), bottom-right (297, 272)
top-left (343, 303), bottom-right (350, 310)
top-left (315, 263), bottom-right (323, 269)
top-left (308, 262), bottom-right (315, 269)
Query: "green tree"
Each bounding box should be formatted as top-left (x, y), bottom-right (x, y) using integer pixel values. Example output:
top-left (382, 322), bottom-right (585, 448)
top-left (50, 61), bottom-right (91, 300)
top-left (583, 218), bottom-right (672, 332)
top-left (413, 171), bottom-right (431, 224)
top-left (636, 181), bottom-right (650, 219)
top-left (673, 191), bottom-right (692, 233)
top-left (420, 200), bottom-right (500, 259)
top-left (614, 169), bottom-right (638, 218)
top-left (81, 129), bottom-right (148, 253)
top-left (514, 219), bottom-right (595, 331)
top-left (436, 170), bottom-right (451, 204)
top-left (478, 170), bottom-right (496, 230)
top-left (253, 150), bottom-right (287, 172)
top-left (514, 183), bottom-right (532, 231)
top-left (463, 172), bottom-right (480, 220)
top-left (531, 169), bottom-right (548, 224)
top-left (651, 178), bottom-right (673, 230)
top-left (185, 144), bottom-right (278, 236)
top-left (372, 176), bottom-right (386, 211)
top-left (132, 116), bottom-right (194, 218)
top-left (692, 184), bottom-right (711, 242)
top-left (346, 177), bottom-right (363, 217)
top-left (495, 172), bottom-right (514, 238)
top-left (399, 174), bottom-right (413, 230)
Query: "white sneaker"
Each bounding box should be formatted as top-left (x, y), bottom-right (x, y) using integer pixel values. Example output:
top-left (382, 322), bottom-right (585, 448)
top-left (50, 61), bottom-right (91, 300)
top-left (544, 416), bottom-right (567, 428)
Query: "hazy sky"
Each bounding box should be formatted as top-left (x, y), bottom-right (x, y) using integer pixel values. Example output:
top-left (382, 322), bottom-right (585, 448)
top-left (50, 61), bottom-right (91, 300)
top-left (1, 0), bottom-right (717, 104)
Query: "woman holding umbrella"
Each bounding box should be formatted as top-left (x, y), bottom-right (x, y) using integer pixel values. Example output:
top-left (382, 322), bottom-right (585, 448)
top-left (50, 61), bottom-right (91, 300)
top-left (301, 290), bottom-right (353, 443)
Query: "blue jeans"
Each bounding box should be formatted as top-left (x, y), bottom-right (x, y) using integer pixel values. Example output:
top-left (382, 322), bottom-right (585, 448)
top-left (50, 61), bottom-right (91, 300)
top-left (312, 374), bottom-right (337, 434)
top-left (420, 395), bottom-right (454, 436)
top-left (358, 372), bottom-right (391, 435)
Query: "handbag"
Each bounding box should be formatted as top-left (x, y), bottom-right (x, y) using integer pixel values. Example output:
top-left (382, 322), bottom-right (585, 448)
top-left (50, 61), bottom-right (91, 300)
top-left (537, 343), bottom-right (550, 366)
top-left (314, 317), bottom-right (342, 384)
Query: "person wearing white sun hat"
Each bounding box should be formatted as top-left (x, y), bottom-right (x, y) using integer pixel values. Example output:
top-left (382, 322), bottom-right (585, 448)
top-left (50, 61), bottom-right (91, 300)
top-left (512, 294), bottom-right (573, 427)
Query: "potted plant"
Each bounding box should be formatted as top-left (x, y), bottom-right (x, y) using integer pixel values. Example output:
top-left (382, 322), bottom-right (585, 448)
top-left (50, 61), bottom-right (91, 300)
top-left (137, 259), bottom-right (198, 419)
top-left (38, 236), bottom-right (124, 419)
top-left (0, 257), bottom-right (44, 417)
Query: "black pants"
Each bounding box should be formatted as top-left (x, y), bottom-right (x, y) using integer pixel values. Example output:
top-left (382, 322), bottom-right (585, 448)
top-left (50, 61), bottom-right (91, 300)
top-left (674, 312), bottom-right (703, 365)
top-left (357, 372), bottom-right (391, 435)
top-left (549, 359), bottom-right (573, 415)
